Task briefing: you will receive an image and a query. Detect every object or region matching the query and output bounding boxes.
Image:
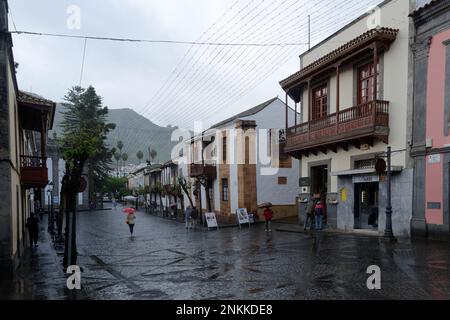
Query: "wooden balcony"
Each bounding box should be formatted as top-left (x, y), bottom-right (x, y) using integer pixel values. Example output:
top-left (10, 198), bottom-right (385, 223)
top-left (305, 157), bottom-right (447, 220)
top-left (20, 156), bottom-right (49, 189)
top-left (190, 163), bottom-right (217, 178)
top-left (285, 100), bottom-right (389, 157)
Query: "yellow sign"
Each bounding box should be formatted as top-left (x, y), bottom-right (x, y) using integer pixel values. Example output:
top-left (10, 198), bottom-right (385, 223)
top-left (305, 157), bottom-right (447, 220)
top-left (340, 188), bottom-right (348, 202)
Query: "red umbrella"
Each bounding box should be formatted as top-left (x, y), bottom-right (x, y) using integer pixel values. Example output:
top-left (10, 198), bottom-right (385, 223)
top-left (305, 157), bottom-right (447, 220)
top-left (258, 202), bottom-right (273, 208)
top-left (123, 207), bottom-right (136, 214)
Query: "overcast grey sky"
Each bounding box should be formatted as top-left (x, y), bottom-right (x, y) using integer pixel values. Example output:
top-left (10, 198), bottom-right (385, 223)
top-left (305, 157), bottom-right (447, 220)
top-left (8, 0), bottom-right (394, 129)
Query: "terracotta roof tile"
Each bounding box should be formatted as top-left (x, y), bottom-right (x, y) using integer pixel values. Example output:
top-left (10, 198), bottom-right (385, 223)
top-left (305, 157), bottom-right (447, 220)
top-left (17, 91), bottom-right (55, 108)
top-left (410, 0), bottom-right (442, 17)
top-left (280, 27), bottom-right (399, 89)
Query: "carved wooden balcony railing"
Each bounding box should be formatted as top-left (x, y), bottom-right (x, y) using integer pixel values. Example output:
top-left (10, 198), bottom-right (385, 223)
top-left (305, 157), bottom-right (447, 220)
top-left (285, 100), bottom-right (389, 157)
top-left (20, 155), bottom-right (49, 189)
top-left (190, 163), bottom-right (217, 178)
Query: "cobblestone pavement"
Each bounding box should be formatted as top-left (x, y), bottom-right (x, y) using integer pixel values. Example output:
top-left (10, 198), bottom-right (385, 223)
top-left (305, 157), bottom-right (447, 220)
top-left (0, 215), bottom-right (88, 300)
top-left (71, 205), bottom-right (450, 300)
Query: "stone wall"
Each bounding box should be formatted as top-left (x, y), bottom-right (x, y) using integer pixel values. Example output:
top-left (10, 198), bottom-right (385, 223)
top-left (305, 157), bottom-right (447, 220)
top-left (0, 0), bottom-right (13, 277)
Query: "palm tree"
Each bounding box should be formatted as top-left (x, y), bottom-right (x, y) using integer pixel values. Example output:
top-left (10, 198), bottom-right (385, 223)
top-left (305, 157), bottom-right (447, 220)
top-left (116, 140), bottom-right (124, 168)
top-left (136, 150), bottom-right (144, 164)
top-left (150, 149), bottom-right (157, 164)
top-left (122, 153), bottom-right (128, 175)
top-left (113, 153), bottom-right (121, 176)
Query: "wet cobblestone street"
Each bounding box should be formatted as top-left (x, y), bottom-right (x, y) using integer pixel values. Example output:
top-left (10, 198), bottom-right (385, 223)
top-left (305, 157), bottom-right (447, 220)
top-left (70, 206), bottom-right (450, 300)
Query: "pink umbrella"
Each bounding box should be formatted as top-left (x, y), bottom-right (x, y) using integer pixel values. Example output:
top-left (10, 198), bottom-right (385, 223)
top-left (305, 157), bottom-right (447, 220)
top-left (123, 207), bottom-right (136, 214)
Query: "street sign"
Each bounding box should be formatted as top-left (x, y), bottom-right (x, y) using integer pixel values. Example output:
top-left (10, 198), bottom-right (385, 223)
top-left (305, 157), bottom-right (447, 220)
top-left (428, 154), bottom-right (441, 164)
top-left (353, 175), bottom-right (380, 184)
top-left (299, 177), bottom-right (310, 187)
top-left (79, 177), bottom-right (87, 192)
top-left (375, 158), bottom-right (386, 174)
top-left (236, 208), bottom-right (250, 225)
top-left (205, 212), bottom-right (219, 229)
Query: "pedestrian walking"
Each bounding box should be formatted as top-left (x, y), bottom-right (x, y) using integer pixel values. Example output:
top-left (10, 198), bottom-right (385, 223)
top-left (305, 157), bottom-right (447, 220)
top-left (263, 206), bottom-right (274, 232)
top-left (304, 195), bottom-right (316, 231)
top-left (25, 213), bottom-right (39, 248)
top-left (190, 207), bottom-right (199, 229)
top-left (112, 198), bottom-right (118, 210)
top-left (314, 200), bottom-right (325, 231)
top-left (184, 206), bottom-right (192, 229)
top-left (126, 211), bottom-right (136, 236)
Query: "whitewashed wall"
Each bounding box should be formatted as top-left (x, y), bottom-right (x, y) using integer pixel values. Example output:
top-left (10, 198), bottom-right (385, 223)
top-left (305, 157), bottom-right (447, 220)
top-left (297, 0), bottom-right (414, 193)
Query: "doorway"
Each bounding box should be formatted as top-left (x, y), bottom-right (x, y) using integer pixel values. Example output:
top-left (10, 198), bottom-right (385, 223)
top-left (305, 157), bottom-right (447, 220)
top-left (311, 165), bottom-right (328, 223)
top-left (311, 165), bottom-right (328, 196)
top-left (354, 182), bottom-right (379, 230)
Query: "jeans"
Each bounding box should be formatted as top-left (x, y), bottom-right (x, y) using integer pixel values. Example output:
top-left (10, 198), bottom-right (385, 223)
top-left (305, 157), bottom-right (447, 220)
top-left (265, 220), bottom-right (272, 231)
top-left (128, 224), bottom-right (135, 235)
top-left (315, 214), bottom-right (323, 230)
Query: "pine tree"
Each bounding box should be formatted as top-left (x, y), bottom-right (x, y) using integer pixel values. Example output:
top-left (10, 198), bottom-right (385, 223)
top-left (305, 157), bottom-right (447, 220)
top-left (58, 86), bottom-right (115, 268)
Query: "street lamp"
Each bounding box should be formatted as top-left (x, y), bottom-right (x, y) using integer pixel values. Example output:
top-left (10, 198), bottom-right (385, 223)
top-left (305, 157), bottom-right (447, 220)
top-left (376, 146), bottom-right (400, 242)
top-left (47, 182), bottom-right (54, 235)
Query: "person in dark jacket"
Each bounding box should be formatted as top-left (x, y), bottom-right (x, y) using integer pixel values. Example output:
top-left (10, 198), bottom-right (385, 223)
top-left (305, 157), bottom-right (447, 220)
top-left (26, 214), bottom-right (39, 247)
top-left (304, 195), bottom-right (316, 231)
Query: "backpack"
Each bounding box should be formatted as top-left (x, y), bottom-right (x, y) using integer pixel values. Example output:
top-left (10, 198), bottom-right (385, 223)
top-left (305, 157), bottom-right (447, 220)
top-left (191, 208), bottom-right (199, 219)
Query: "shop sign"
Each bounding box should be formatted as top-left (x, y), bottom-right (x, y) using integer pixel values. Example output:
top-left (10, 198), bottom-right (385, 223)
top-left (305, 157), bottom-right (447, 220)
top-left (205, 212), bottom-right (219, 229)
top-left (353, 175), bottom-right (379, 184)
top-left (340, 188), bottom-right (348, 202)
top-left (299, 177), bottom-right (311, 187)
top-left (236, 208), bottom-right (250, 225)
top-left (428, 154), bottom-right (441, 164)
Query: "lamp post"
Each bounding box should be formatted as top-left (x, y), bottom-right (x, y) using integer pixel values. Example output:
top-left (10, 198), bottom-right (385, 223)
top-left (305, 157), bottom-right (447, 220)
top-left (376, 146), bottom-right (399, 242)
top-left (384, 146), bottom-right (395, 239)
top-left (47, 182), bottom-right (54, 234)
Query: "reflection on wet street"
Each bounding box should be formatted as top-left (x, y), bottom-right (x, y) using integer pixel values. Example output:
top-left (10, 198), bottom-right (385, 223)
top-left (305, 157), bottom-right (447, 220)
top-left (71, 206), bottom-right (450, 300)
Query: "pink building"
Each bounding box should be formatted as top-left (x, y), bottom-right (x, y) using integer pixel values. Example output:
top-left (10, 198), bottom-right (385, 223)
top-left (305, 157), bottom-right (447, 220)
top-left (411, 0), bottom-right (450, 239)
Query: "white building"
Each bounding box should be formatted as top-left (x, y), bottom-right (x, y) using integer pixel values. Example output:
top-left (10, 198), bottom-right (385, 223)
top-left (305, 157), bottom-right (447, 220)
top-left (279, 0), bottom-right (416, 236)
top-left (180, 97), bottom-right (301, 221)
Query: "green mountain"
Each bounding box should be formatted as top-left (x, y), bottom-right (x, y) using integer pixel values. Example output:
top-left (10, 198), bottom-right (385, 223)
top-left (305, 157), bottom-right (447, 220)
top-left (51, 104), bottom-right (180, 164)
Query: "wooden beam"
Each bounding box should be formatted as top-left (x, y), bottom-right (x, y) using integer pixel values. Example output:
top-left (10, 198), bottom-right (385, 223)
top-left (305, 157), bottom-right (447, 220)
top-left (294, 102), bottom-right (298, 133)
top-left (339, 142), bottom-right (349, 152)
top-left (350, 140), bottom-right (361, 150)
top-left (285, 92), bottom-right (289, 131)
top-left (330, 144), bottom-right (338, 153)
top-left (336, 64), bottom-right (340, 123)
top-left (373, 43), bottom-right (378, 101)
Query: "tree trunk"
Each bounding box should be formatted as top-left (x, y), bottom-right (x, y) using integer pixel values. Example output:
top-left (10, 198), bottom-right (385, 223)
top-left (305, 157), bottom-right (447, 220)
top-left (63, 161), bottom-right (84, 269)
top-left (205, 177), bottom-right (212, 213)
top-left (57, 179), bottom-right (66, 241)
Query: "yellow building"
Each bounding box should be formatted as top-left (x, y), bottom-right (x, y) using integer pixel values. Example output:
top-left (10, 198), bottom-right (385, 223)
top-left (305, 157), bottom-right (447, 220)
top-left (0, 0), bottom-right (55, 276)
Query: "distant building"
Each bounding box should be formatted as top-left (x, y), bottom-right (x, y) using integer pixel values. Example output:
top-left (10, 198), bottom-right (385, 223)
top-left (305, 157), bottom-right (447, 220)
top-left (126, 163), bottom-right (147, 191)
top-left (410, 0), bottom-right (450, 239)
top-left (0, 0), bottom-right (55, 276)
top-left (181, 97), bottom-right (301, 223)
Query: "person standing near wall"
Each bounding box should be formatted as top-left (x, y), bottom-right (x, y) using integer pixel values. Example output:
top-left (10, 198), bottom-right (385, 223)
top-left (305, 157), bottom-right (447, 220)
top-left (264, 206), bottom-right (274, 232)
top-left (314, 200), bottom-right (325, 231)
top-left (25, 213), bottom-right (39, 248)
top-left (304, 195), bottom-right (316, 231)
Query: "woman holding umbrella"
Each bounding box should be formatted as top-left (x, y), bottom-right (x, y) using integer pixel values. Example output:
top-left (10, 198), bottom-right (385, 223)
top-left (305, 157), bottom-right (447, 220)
top-left (123, 207), bottom-right (137, 236)
top-left (259, 202), bottom-right (274, 232)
